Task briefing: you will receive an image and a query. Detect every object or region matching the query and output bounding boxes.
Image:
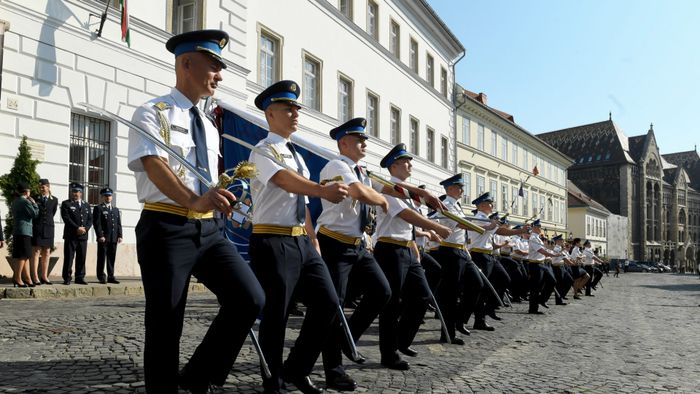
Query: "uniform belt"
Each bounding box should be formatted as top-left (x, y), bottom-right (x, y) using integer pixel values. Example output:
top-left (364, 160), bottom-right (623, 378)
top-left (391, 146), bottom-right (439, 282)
top-left (500, 253), bottom-right (511, 256)
top-left (527, 259), bottom-right (544, 264)
top-left (318, 226), bottom-right (361, 246)
top-left (469, 247), bottom-right (492, 254)
top-left (253, 224), bottom-right (307, 236)
top-left (377, 237), bottom-right (415, 248)
top-left (143, 202), bottom-right (214, 220)
top-left (440, 241), bottom-right (465, 250)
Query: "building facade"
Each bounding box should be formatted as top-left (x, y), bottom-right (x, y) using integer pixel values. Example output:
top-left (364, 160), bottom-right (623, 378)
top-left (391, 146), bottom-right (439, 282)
top-left (0, 0), bottom-right (463, 277)
top-left (454, 86), bottom-right (571, 234)
top-left (539, 119), bottom-right (700, 271)
top-left (567, 180), bottom-right (610, 257)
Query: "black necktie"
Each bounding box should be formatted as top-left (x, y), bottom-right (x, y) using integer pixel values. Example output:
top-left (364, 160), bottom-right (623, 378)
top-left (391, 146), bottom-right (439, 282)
top-left (286, 142), bottom-right (306, 223)
top-left (190, 107), bottom-right (211, 192)
top-left (354, 165), bottom-right (369, 232)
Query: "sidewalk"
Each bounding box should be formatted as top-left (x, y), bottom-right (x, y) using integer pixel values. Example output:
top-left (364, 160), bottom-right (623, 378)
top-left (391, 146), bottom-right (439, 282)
top-left (0, 277), bottom-right (208, 299)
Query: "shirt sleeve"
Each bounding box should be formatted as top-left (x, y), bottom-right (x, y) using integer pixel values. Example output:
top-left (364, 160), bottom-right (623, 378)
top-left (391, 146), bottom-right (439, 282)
top-left (322, 160), bottom-right (359, 185)
top-left (385, 195), bottom-right (409, 218)
top-left (251, 144), bottom-right (286, 185)
top-left (128, 105), bottom-right (167, 172)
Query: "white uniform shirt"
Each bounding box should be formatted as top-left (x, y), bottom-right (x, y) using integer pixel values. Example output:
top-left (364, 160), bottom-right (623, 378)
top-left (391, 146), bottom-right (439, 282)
top-left (527, 234), bottom-right (546, 262)
top-left (316, 155), bottom-right (368, 237)
top-left (374, 176), bottom-right (415, 242)
top-left (467, 211), bottom-right (496, 251)
top-left (499, 235), bottom-right (514, 255)
top-left (552, 245), bottom-right (564, 266)
top-left (249, 132), bottom-right (310, 226)
top-left (128, 88), bottom-right (220, 203)
top-left (435, 195), bottom-right (466, 245)
top-left (570, 246), bottom-right (582, 262)
top-left (582, 247), bottom-right (595, 265)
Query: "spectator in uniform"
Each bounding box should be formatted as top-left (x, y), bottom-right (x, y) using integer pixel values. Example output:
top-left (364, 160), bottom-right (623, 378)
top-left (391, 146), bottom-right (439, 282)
top-left (60, 182), bottom-right (92, 285)
top-left (31, 178), bottom-right (58, 285)
top-left (92, 187), bottom-right (123, 284)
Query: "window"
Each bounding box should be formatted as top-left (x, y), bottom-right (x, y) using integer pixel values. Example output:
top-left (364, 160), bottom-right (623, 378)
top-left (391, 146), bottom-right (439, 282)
top-left (540, 195), bottom-right (545, 219)
top-left (302, 54), bottom-right (321, 111)
top-left (339, 0), bottom-right (353, 20)
top-left (409, 38), bottom-right (418, 72)
top-left (476, 175), bottom-right (485, 196)
top-left (523, 190), bottom-right (529, 216)
top-left (501, 137), bottom-right (508, 161)
top-left (426, 54), bottom-right (434, 87)
top-left (390, 20), bottom-right (400, 58)
top-left (426, 127), bottom-right (435, 162)
top-left (511, 186), bottom-right (519, 213)
top-left (70, 113), bottom-right (110, 205)
top-left (522, 149), bottom-right (528, 170)
top-left (477, 124), bottom-right (485, 151)
top-left (338, 75), bottom-right (353, 122)
top-left (490, 180), bottom-right (498, 204)
top-left (587, 217), bottom-right (591, 235)
top-left (463, 172), bottom-right (472, 205)
top-left (367, 92), bottom-right (379, 137)
top-left (547, 196), bottom-right (552, 220)
top-left (490, 131), bottom-right (497, 156)
top-left (532, 192), bottom-right (538, 216)
top-left (173, 0), bottom-right (198, 34)
top-left (258, 29), bottom-right (281, 88)
top-left (367, 0), bottom-right (378, 39)
top-left (409, 117), bottom-right (419, 154)
top-left (440, 67), bottom-right (448, 97)
top-left (501, 184), bottom-right (508, 211)
top-left (441, 136), bottom-right (448, 169)
top-left (390, 106), bottom-right (400, 144)
top-left (512, 143), bottom-right (518, 166)
top-left (461, 116), bottom-right (470, 145)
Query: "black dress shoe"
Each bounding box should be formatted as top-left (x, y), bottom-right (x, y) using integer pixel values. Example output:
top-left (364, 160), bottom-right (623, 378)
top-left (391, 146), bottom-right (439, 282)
top-left (40, 279), bottom-right (53, 285)
top-left (381, 357), bottom-right (410, 370)
top-left (585, 294), bottom-right (595, 297)
top-left (179, 368), bottom-right (219, 393)
top-left (341, 346), bottom-right (366, 364)
top-left (107, 278), bottom-right (120, 284)
top-left (398, 347), bottom-right (418, 357)
top-left (573, 295), bottom-right (582, 300)
top-left (456, 324), bottom-right (471, 335)
top-left (562, 296), bottom-right (569, 300)
top-left (99, 279), bottom-right (107, 284)
top-left (528, 310), bottom-right (544, 315)
top-left (555, 301), bottom-right (568, 306)
top-left (487, 311), bottom-right (502, 320)
top-left (63, 280), bottom-right (71, 285)
top-left (441, 336), bottom-right (465, 345)
top-left (75, 279), bottom-right (88, 285)
top-left (539, 303), bottom-right (549, 309)
top-left (285, 376), bottom-right (323, 394)
top-left (326, 373), bottom-right (357, 391)
top-left (473, 321), bottom-right (495, 331)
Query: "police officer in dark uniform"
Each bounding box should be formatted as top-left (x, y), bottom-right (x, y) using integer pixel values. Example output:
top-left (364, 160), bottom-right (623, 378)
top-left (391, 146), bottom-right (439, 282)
top-left (32, 178), bottom-right (58, 284)
top-left (128, 30), bottom-right (265, 393)
top-left (93, 187), bottom-right (122, 284)
top-left (61, 182), bottom-right (92, 285)
top-left (248, 80), bottom-right (349, 394)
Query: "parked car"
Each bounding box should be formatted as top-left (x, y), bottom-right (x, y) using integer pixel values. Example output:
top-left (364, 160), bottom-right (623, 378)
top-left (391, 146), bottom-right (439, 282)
top-left (655, 263), bottom-right (671, 272)
top-left (624, 261), bottom-right (658, 273)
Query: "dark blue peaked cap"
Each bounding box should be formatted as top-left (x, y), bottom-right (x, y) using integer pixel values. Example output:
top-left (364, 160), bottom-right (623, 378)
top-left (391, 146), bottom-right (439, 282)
top-left (100, 187), bottom-right (113, 196)
top-left (380, 143), bottom-right (412, 168)
top-left (552, 234), bottom-right (563, 241)
top-left (165, 29), bottom-right (229, 68)
top-left (440, 174), bottom-right (465, 187)
top-left (471, 192), bottom-right (494, 206)
top-left (255, 80), bottom-right (302, 110)
top-left (70, 182), bottom-right (84, 191)
top-left (330, 117), bottom-right (368, 141)
top-left (532, 219), bottom-right (542, 227)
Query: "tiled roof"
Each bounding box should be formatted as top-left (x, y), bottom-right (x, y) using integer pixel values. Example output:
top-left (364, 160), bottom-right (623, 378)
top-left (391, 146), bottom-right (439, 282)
top-left (663, 150), bottom-right (700, 189)
top-left (538, 120), bottom-right (634, 167)
top-left (462, 89), bottom-right (515, 122)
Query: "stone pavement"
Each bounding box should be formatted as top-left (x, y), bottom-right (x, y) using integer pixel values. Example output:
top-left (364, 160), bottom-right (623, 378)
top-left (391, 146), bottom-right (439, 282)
top-left (1, 272), bottom-right (699, 393)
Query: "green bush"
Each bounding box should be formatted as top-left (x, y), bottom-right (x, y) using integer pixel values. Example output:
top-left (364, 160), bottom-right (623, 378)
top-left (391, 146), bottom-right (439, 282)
top-left (0, 136), bottom-right (40, 254)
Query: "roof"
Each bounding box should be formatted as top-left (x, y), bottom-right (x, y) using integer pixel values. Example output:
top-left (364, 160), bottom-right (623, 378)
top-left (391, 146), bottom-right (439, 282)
top-left (567, 180), bottom-right (611, 214)
top-left (663, 150), bottom-right (700, 189)
top-left (462, 89), bottom-right (515, 122)
top-left (538, 120), bottom-right (635, 167)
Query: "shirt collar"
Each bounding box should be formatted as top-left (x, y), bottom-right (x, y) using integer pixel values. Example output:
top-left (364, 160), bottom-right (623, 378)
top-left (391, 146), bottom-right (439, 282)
top-left (444, 195), bottom-right (457, 204)
top-left (338, 154), bottom-right (358, 167)
top-left (170, 87), bottom-right (197, 110)
top-left (266, 131), bottom-right (289, 145)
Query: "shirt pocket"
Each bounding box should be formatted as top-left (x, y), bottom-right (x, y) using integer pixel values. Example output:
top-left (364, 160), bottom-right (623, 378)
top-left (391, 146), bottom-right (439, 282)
top-left (167, 129), bottom-right (196, 174)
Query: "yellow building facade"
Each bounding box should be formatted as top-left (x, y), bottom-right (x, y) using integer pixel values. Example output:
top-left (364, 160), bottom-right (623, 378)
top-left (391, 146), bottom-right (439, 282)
top-left (454, 87), bottom-right (572, 235)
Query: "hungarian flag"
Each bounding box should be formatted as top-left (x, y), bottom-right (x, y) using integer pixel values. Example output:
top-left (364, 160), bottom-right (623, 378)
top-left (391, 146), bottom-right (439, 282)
top-left (120, 0), bottom-right (131, 47)
top-left (532, 165), bottom-right (539, 177)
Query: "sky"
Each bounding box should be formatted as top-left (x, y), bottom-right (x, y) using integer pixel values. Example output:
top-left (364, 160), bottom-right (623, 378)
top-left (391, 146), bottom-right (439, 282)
top-left (427, 0), bottom-right (700, 155)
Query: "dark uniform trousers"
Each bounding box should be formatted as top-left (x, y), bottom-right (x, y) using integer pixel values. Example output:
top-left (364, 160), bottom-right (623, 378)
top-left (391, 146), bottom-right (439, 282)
top-left (470, 252), bottom-right (510, 320)
top-left (94, 204), bottom-right (122, 281)
top-left (135, 211), bottom-right (265, 393)
top-left (539, 264), bottom-right (557, 305)
top-left (61, 200), bottom-right (91, 282)
top-left (96, 242), bottom-right (118, 281)
top-left (528, 263), bottom-right (545, 312)
top-left (488, 259), bottom-right (511, 312)
top-left (553, 265), bottom-right (573, 300)
top-left (499, 256), bottom-right (528, 300)
top-left (374, 241), bottom-right (431, 360)
top-left (457, 258), bottom-right (484, 326)
top-left (249, 233), bottom-right (338, 392)
top-left (584, 265), bottom-right (603, 295)
top-left (63, 239), bottom-right (88, 281)
top-left (420, 250), bottom-right (442, 293)
top-left (318, 233), bottom-right (391, 378)
top-left (430, 246), bottom-right (466, 340)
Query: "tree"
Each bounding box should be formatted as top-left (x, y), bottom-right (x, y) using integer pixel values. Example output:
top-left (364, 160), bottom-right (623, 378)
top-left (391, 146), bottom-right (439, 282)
top-left (0, 136), bottom-right (40, 254)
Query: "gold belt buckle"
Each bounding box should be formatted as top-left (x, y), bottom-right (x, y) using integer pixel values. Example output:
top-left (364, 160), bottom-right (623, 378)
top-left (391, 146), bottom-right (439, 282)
top-left (290, 226), bottom-right (305, 236)
top-left (186, 210), bottom-right (213, 220)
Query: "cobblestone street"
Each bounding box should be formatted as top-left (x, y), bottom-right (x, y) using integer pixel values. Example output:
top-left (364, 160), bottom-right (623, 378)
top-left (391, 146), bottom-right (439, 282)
top-left (1, 272), bottom-right (699, 393)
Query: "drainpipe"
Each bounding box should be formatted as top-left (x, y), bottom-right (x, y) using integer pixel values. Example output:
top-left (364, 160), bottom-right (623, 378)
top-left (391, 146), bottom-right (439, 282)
top-left (450, 49), bottom-right (466, 173)
top-left (0, 20), bottom-right (10, 101)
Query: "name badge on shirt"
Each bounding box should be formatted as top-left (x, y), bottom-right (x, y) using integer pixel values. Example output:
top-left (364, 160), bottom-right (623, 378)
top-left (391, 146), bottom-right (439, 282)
top-left (170, 124), bottom-right (189, 134)
top-left (281, 153), bottom-right (292, 159)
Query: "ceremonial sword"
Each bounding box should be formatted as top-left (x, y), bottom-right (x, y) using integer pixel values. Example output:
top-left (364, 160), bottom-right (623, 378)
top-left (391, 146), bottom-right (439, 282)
top-left (78, 102), bottom-right (270, 379)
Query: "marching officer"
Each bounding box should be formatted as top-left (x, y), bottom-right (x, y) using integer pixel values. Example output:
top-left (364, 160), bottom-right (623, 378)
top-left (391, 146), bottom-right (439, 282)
top-left (60, 182), bottom-right (92, 285)
top-left (373, 143), bottom-right (450, 370)
top-left (526, 220), bottom-right (561, 314)
top-left (31, 178), bottom-right (58, 285)
top-left (128, 29), bottom-right (265, 393)
top-left (317, 117), bottom-right (392, 391)
top-left (248, 80), bottom-right (348, 394)
top-left (92, 187), bottom-right (122, 284)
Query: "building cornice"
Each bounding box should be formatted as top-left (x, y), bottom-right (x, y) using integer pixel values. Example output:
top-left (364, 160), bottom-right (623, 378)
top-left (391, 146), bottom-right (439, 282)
top-left (395, 0), bottom-right (465, 59)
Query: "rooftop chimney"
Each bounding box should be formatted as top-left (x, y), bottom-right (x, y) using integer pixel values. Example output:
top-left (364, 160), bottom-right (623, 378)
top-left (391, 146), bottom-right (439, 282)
top-left (476, 92), bottom-right (488, 105)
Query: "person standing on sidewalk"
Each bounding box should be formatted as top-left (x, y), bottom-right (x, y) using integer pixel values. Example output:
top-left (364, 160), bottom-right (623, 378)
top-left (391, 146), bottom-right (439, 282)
top-left (60, 182), bottom-right (92, 285)
top-left (31, 178), bottom-right (57, 285)
top-left (92, 187), bottom-right (122, 284)
top-left (128, 30), bottom-right (265, 393)
top-left (11, 182), bottom-right (39, 287)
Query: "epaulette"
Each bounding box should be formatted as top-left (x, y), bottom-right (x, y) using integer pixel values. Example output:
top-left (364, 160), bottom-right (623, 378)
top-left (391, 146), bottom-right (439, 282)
top-left (153, 101), bottom-right (172, 111)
